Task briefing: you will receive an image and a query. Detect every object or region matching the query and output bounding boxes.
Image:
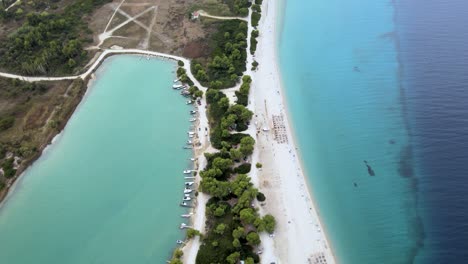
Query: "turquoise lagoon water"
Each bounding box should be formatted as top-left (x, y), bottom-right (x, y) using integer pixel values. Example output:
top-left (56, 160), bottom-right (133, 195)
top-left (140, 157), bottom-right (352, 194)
top-left (0, 55), bottom-right (192, 263)
top-left (279, 0), bottom-right (424, 263)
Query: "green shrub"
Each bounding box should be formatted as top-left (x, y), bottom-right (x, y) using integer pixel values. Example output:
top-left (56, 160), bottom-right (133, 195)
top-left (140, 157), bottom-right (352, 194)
top-left (256, 192), bottom-right (266, 202)
top-left (255, 162), bottom-right (262, 168)
top-left (251, 4), bottom-right (261, 13)
top-left (187, 228), bottom-right (201, 239)
top-left (234, 163), bottom-right (251, 174)
top-left (2, 158), bottom-right (16, 178)
top-left (0, 116), bottom-right (15, 131)
top-left (263, 214), bottom-right (276, 233)
top-left (251, 11), bottom-right (261, 27)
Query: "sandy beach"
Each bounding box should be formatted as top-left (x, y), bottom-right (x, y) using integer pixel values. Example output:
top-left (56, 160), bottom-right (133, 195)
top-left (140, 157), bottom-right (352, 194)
top-left (183, 0), bottom-right (336, 262)
top-left (246, 0), bottom-right (336, 263)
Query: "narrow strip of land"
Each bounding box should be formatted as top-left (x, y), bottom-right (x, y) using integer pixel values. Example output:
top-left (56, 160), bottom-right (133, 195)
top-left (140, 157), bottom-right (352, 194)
top-left (0, 49), bottom-right (201, 87)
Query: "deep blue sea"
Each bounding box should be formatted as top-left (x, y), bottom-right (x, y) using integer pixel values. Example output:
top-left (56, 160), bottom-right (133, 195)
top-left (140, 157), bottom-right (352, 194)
top-left (279, 0), bottom-right (468, 263)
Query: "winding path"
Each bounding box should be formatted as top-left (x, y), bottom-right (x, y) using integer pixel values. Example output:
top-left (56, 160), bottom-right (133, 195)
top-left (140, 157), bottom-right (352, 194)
top-left (0, 49), bottom-right (203, 89)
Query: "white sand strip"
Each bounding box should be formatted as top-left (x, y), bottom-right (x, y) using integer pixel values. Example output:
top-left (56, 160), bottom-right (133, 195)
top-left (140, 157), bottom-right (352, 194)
top-left (248, 0), bottom-right (337, 263)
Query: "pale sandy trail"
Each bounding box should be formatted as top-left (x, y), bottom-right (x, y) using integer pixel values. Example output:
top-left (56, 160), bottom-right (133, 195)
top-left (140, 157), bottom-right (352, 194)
top-left (249, 0), bottom-right (337, 263)
top-left (103, 0), bottom-right (126, 33)
top-left (0, 49), bottom-right (202, 89)
top-left (5, 0), bottom-right (20, 11)
top-left (198, 10), bottom-right (248, 21)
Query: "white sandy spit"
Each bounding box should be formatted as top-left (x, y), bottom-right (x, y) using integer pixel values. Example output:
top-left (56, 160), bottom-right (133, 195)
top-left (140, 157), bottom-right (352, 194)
top-left (182, 0), bottom-right (336, 262)
top-left (247, 0), bottom-right (337, 263)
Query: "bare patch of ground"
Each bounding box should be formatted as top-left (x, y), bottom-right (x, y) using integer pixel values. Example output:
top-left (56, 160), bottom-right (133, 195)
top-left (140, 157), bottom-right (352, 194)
top-left (88, 0), bottom-right (220, 57)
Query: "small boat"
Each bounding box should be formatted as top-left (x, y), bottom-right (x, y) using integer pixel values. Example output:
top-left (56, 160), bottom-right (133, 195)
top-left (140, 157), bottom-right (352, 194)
top-left (173, 84), bottom-right (184, 89)
top-left (186, 100), bottom-right (193, 105)
top-left (188, 135), bottom-right (194, 138)
top-left (183, 170), bottom-right (192, 174)
top-left (190, 158), bottom-right (196, 161)
top-left (187, 140), bottom-right (192, 144)
top-left (189, 118), bottom-right (197, 122)
top-left (183, 196), bottom-right (191, 201)
top-left (190, 110), bottom-right (197, 114)
top-left (188, 131), bottom-right (195, 135)
top-left (183, 146), bottom-right (193, 149)
top-left (185, 182), bottom-right (194, 186)
top-left (184, 193), bottom-right (191, 197)
top-left (176, 240), bottom-right (184, 244)
top-left (180, 202), bottom-right (191, 207)
top-left (184, 189), bottom-right (192, 194)
top-left (181, 213), bottom-right (193, 218)
top-left (174, 78), bottom-right (180, 83)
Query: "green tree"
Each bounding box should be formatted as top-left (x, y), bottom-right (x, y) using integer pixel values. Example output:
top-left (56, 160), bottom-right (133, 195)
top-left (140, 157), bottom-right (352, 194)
top-left (194, 90), bottom-right (203, 98)
top-left (239, 136), bottom-right (255, 156)
top-left (240, 208), bottom-right (257, 224)
top-left (187, 228), bottom-right (201, 239)
top-left (62, 39), bottom-right (81, 58)
top-left (226, 252), bottom-right (240, 264)
top-left (67, 58), bottom-right (76, 68)
top-left (245, 257), bottom-right (255, 264)
top-left (215, 223), bottom-right (226, 235)
top-left (228, 104), bottom-right (253, 124)
top-left (212, 157), bottom-right (233, 171)
top-left (246, 231), bottom-right (261, 245)
top-left (231, 174), bottom-right (252, 196)
top-left (263, 214), bottom-right (276, 233)
top-left (232, 226), bottom-right (245, 239)
top-left (196, 69), bottom-right (208, 81)
top-left (254, 217), bottom-right (265, 232)
top-left (232, 238), bottom-right (241, 248)
top-left (230, 148), bottom-right (243, 160)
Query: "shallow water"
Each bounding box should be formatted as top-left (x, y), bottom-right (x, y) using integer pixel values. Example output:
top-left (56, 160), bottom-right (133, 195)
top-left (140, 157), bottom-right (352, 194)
top-left (279, 0), bottom-right (424, 262)
top-left (0, 55), bottom-right (192, 263)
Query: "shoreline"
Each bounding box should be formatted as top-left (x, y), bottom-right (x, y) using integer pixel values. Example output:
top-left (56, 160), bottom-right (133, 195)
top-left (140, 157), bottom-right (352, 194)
top-left (250, 0), bottom-right (336, 262)
top-left (0, 77), bottom-right (90, 207)
top-left (274, 0), bottom-right (338, 260)
top-left (0, 53), bottom-right (200, 207)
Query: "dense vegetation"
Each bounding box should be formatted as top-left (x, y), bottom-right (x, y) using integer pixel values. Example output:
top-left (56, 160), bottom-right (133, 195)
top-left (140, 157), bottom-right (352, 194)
top-left (235, 75), bottom-right (252, 106)
top-left (250, 30), bottom-right (259, 55)
top-left (0, 77), bottom-right (84, 191)
top-left (0, 0), bottom-right (111, 75)
top-left (194, 90), bottom-right (276, 263)
top-left (206, 87), bottom-right (253, 149)
top-left (251, 3), bottom-right (262, 28)
top-left (192, 20), bottom-right (248, 89)
top-left (196, 147), bottom-right (276, 264)
top-left (230, 0), bottom-right (251, 16)
top-left (190, 0), bottom-right (251, 17)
